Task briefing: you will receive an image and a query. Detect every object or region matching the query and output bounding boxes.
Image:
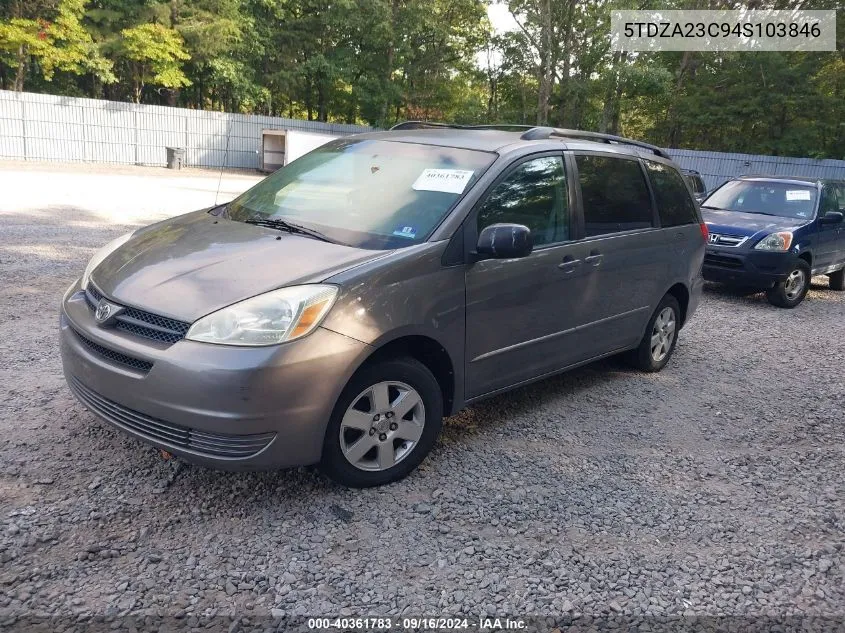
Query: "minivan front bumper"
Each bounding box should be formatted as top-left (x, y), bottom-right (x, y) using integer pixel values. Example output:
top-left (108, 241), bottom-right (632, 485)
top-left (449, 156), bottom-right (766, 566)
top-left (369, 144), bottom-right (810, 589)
top-left (59, 279), bottom-right (370, 470)
top-left (703, 247), bottom-right (799, 288)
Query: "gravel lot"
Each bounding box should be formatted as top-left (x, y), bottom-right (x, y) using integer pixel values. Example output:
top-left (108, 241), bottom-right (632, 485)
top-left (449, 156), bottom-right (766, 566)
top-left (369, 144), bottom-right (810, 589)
top-left (1, 161), bottom-right (843, 627)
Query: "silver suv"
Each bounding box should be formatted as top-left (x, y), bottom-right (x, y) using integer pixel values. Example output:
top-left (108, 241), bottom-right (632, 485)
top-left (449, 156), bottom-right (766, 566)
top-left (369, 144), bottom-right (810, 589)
top-left (60, 123), bottom-right (706, 487)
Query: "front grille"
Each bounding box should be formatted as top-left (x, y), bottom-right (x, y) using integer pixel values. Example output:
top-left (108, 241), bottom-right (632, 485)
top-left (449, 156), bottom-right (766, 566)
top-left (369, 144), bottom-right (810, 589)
top-left (69, 377), bottom-right (276, 459)
top-left (72, 327), bottom-right (153, 373)
top-left (704, 253), bottom-right (744, 269)
top-left (85, 284), bottom-right (190, 344)
top-left (709, 233), bottom-right (748, 247)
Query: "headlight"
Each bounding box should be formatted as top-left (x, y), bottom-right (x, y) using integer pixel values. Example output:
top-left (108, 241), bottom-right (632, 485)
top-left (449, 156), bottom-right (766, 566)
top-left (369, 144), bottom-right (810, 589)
top-left (81, 232), bottom-right (134, 288)
top-left (754, 231), bottom-right (793, 252)
top-left (186, 285), bottom-right (338, 346)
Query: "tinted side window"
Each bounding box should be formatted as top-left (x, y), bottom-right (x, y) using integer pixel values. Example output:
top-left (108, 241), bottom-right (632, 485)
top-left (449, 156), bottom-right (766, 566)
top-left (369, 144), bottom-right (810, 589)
top-left (646, 160), bottom-right (699, 227)
top-left (477, 156), bottom-right (568, 247)
top-left (575, 155), bottom-right (653, 237)
top-left (835, 184), bottom-right (845, 211)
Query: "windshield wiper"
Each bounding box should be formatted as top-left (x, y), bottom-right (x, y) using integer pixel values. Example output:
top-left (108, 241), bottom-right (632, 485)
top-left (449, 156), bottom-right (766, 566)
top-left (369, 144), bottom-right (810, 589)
top-left (245, 217), bottom-right (336, 243)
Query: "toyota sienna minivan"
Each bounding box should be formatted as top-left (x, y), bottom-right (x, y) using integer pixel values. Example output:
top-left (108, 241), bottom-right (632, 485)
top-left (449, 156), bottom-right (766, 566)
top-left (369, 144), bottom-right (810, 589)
top-left (60, 124), bottom-right (705, 487)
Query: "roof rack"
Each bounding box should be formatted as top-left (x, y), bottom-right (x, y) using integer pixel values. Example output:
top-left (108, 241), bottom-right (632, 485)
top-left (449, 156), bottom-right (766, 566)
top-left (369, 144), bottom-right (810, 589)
top-left (389, 120), bottom-right (534, 133)
top-left (388, 121), bottom-right (671, 160)
top-left (520, 126), bottom-right (670, 159)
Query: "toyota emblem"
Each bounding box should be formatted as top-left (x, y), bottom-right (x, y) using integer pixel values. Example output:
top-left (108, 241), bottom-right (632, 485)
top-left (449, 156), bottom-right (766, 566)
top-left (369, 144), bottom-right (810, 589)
top-left (95, 300), bottom-right (113, 323)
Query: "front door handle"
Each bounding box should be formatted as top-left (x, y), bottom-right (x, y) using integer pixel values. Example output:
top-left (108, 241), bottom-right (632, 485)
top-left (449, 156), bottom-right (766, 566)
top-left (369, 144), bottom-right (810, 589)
top-left (558, 257), bottom-right (582, 273)
top-left (585, 251), bottom-right (603, 267)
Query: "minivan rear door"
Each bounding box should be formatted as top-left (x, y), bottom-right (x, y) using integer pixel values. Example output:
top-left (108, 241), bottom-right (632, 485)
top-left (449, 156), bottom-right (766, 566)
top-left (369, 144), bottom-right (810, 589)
top-left (566, 152), bottom-right (666, 355)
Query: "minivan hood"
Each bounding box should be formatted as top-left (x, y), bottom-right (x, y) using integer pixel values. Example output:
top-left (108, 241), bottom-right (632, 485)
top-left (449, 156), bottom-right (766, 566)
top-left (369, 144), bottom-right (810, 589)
top-left (91, 211), bottom-right (385, 322)
top-left (701, 208), bottom-right (807, 238)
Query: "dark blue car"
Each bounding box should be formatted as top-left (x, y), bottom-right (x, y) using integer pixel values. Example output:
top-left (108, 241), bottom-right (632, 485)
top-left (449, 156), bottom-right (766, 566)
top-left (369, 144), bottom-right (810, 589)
top-left (701, 176), bottom-right (845, 308)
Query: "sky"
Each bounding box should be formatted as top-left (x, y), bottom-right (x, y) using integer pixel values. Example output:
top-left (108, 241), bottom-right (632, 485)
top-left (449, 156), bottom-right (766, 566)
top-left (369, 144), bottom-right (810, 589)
top-left (478, 3), bottom-right (520, 68)
top-left (487, 3), bottom-right (520, 35)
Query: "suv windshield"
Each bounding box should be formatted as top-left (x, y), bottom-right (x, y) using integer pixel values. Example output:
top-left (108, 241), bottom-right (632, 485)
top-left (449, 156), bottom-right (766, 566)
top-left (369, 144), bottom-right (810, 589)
top-left (228, 138), bottom-right (496, 249)
top-left (702, 180), bottom-right (817, 220)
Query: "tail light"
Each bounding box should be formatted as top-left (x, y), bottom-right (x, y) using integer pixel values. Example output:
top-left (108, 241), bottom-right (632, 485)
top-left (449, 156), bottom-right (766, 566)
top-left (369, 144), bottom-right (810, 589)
top-left (699, 223), bottom-right (709, 242)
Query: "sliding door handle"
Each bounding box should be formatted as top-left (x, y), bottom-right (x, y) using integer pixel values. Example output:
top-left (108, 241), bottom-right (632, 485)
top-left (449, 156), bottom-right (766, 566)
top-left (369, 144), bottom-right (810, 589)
top-left (585, 252), bottom-right (604, 267)
top-left (558, 258), bottom-right (582, 273)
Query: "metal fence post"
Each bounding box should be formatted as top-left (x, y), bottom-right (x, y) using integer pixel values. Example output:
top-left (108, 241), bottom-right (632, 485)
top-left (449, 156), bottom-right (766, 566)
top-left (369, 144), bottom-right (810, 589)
top-left (21, 95), bottom-right (28, 161)
top-left (81, 104), bottom-right (88, 162)
top-left (133, 109), bottom-right (139, 166)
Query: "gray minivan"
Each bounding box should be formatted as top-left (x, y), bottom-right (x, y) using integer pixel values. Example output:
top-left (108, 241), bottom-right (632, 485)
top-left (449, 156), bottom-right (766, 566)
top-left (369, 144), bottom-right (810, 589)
top-left (60, 124), bottom-right (706, 487)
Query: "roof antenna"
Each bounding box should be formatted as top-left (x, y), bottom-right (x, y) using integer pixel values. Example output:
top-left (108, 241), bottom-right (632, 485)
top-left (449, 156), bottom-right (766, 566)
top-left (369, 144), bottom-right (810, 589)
top-left (214, 117), bottom-right (233, 207)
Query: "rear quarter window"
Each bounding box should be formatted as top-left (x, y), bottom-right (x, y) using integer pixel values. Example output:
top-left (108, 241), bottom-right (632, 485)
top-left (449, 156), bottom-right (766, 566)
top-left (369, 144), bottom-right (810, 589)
top-left (646, 160), bottom-right (699, 227)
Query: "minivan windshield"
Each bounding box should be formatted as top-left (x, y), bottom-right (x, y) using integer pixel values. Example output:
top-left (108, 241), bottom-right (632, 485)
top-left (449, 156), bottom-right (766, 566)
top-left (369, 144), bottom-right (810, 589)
top-left (702, 180), bottom-right (818, 220)
top-left (227, 138), bottom-right (496, 249)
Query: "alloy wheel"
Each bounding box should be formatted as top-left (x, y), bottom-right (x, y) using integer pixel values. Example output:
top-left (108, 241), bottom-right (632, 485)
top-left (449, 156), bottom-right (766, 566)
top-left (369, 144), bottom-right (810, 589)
top-left (783, 268), bottom-right (806, 301)
top-left (650, 306), bottom-right (676, 363)
top-left (339, 381), bottom-right (425, 472)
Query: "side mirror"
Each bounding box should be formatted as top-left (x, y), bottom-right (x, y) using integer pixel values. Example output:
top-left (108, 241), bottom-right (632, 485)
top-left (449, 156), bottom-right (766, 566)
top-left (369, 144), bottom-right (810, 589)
top-left (476, 223), bottom-right (533, 259)
top-left (820, 211), bottom-right (844, 224)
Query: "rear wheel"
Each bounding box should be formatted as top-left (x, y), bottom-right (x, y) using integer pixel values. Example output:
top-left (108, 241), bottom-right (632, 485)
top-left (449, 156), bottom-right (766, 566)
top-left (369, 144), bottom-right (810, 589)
top-left (628, 294), bottom-right (680, 372)
top-left (320, 357), bottom-right (442, 488)
top-left (829, 268), bottom-right (845, 291)
top-left (766, 261), bottom-right (810, 308)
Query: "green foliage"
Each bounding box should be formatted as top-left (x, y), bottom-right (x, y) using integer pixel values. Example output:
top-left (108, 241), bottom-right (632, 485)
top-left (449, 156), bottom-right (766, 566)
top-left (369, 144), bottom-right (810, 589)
top-left (116, 23), bottom-right (191, 101)
top-left (1, 0), bottom-right (843, 158)
top-left (0, 0), bottom-right (113, 86)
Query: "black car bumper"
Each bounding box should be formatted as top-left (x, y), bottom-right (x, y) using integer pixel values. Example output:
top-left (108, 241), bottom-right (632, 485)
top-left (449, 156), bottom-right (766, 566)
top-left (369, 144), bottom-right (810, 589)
top-left (703, 248), bottom-right (800, 288)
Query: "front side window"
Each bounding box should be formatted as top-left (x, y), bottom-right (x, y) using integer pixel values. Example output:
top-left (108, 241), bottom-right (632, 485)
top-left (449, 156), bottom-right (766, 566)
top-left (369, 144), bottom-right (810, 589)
top-left (476, 155), bottom-right (569, 247)
top-left (820, 184), bottom-right (840, 215)
top-left (576, 155), bottom-right (654, 237)
top-left (228, 139), bottom-right (496, 249)
top-left (646, 160), bottom-right (699, 227)
top-left (702, 180), bottom-right (818, 220)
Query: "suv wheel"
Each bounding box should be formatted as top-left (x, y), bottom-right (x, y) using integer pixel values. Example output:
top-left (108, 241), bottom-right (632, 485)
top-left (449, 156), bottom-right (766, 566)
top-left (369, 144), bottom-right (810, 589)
top-left (628, 294), bottom-right (680, 372)
top-left (766, 261), bottom-right (810, 308)
top-left (320, 357), bottom-right (443, 488)
top-left (829, 268), bottom-right (845, 291)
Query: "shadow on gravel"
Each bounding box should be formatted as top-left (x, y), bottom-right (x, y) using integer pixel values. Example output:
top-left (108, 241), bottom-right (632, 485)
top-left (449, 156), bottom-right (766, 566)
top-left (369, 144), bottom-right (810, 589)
top-left (441, 355), bottom-right (630, 444)
top-left (703, 280), bottom-right (841, 306)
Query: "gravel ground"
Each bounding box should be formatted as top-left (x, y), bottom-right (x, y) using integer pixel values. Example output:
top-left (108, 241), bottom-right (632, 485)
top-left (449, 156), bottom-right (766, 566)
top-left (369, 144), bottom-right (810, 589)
top-left (1, 162), bottom-right (843, 627)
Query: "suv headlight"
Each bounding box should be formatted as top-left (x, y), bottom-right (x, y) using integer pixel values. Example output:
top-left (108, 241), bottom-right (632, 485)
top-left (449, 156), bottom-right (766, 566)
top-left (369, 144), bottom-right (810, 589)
top-left (754, 231), bottom-right (793, 252)
top-left (186, 285), bottom-right (338, 346)
top-left (82, 232), bottom-right (134, 289)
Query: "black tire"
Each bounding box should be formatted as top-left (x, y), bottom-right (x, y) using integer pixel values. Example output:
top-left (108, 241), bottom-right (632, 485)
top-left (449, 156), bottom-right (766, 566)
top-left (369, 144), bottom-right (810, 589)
top-left (765, 260), bottom-right (810, 308)
top-left (320, 357), bottom-right (443, 488)
top-left (627, 294), bottom-right (681, 373)
top-left (829, 268), bottom-right (845, 291)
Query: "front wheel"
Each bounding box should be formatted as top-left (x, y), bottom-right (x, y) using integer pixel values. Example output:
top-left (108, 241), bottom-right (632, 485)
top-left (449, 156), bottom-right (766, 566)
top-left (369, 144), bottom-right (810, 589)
top-left (627, 294), bottom-right (680, 372)
top-left (320, 357), bottom-right (443, 488)
top-left (766, 261), bottom-right (810, 308)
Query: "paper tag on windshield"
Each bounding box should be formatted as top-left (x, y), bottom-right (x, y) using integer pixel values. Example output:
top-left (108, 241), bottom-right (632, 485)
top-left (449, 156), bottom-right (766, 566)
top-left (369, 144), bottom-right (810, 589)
top-left (786, 190), bottom-right (811, 201)
top-left (412, 169), bottom-right (474, 194)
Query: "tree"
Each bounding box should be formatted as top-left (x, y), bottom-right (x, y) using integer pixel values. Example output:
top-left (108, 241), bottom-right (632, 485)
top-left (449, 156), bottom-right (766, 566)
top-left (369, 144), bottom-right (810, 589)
top-left (116, 22), bottom-right (190, 102)
top-left (0, 0), bottom-right (113, 90)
